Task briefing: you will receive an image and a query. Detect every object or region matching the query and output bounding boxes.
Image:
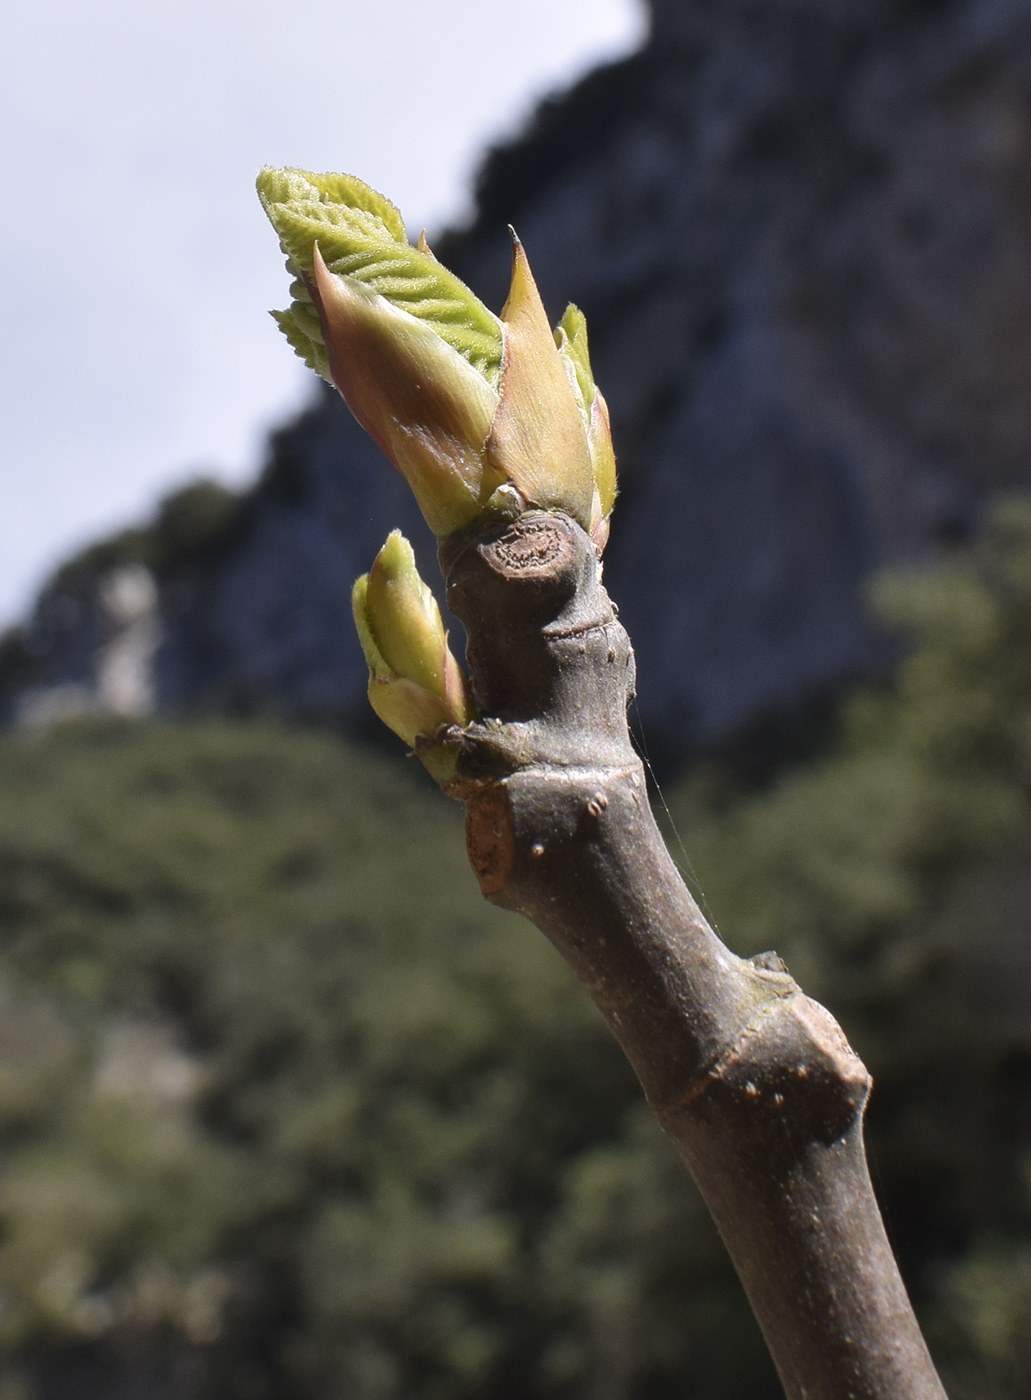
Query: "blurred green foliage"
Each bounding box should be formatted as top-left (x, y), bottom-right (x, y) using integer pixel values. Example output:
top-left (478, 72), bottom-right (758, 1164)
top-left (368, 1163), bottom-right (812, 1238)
top-left (0, 722), bottom-right (766, 1400)
top-left (0, 499), bottom-right (1030, 1399)
top-left (666, 498), bottom-right (1031, 1400)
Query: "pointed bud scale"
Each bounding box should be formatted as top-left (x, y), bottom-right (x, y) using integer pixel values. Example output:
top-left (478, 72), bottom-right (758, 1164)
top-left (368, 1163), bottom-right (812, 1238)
top-left (484, 236), bottom-right (595, 530)
top-left (588, 389), bottom-right (617, 548)
top-left (589, 390), bottom-right (617, 517)
top-left (352, 532), bottom-right (474, 751)
top-left (309, 246), bottom-right (504, 536)
top-left (590, 511), bottom-right (612, 554)
top-left (365, 670), bottom-right (462, 751)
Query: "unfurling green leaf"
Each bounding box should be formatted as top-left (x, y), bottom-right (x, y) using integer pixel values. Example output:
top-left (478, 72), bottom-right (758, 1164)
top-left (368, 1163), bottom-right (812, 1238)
top-left (257, 167), bottom-right (503, 387)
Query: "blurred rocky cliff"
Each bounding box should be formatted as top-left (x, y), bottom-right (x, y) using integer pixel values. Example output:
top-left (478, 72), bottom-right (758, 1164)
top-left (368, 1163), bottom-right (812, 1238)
top-left (5, 0), bottom-right (1031, 760)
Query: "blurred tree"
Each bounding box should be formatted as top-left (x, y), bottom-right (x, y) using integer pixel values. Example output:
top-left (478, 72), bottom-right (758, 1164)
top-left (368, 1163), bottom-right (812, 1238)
top-left (0, 497), bottom-right (1029, 1399)
top-left (0, 721), bottom-right (768, 1400)
top-left (667, 497), bottom-right (1031, 1398)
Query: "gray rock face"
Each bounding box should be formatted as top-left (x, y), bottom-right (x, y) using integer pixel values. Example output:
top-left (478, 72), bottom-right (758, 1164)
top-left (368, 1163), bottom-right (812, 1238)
top-left (6, 0), bottom-right (1031, 759)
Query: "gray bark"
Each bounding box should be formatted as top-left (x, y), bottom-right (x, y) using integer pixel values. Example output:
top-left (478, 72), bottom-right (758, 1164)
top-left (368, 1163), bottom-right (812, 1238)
top-left (438, 509), bottom-right (947, 1400)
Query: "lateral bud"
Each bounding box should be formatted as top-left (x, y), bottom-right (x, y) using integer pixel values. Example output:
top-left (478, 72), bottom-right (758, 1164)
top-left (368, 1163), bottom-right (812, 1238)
top-left (353, 531), bottom-right (474, 778)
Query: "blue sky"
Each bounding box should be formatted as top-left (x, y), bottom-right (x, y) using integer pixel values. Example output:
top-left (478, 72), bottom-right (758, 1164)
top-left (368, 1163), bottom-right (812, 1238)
top-left (0, 0), bottom-right (645, 624)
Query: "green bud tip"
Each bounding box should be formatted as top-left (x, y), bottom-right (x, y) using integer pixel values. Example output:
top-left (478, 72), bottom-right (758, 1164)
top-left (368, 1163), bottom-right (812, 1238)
top-left (352, 531), bottom-right (474, 754)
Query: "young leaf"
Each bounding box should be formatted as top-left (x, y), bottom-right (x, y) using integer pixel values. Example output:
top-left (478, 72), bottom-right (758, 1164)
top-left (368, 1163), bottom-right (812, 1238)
top-left (257, 167), bottom-right (503, 387)
top-left (257, 167), bottom-right (409, 241)
top-left (270, 301), bottom-right (330, 380)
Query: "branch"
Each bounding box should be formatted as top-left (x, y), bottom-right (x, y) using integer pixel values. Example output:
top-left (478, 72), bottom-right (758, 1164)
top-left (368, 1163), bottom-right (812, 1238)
top-left (441, 510), bottom-right (947, 1400)
top-left (257, 165), bottom-right (948, 1399)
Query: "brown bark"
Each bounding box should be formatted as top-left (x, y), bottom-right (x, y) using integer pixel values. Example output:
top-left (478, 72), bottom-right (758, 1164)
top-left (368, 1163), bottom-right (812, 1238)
top-left (436, 509), bottom-right (947, 1400)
